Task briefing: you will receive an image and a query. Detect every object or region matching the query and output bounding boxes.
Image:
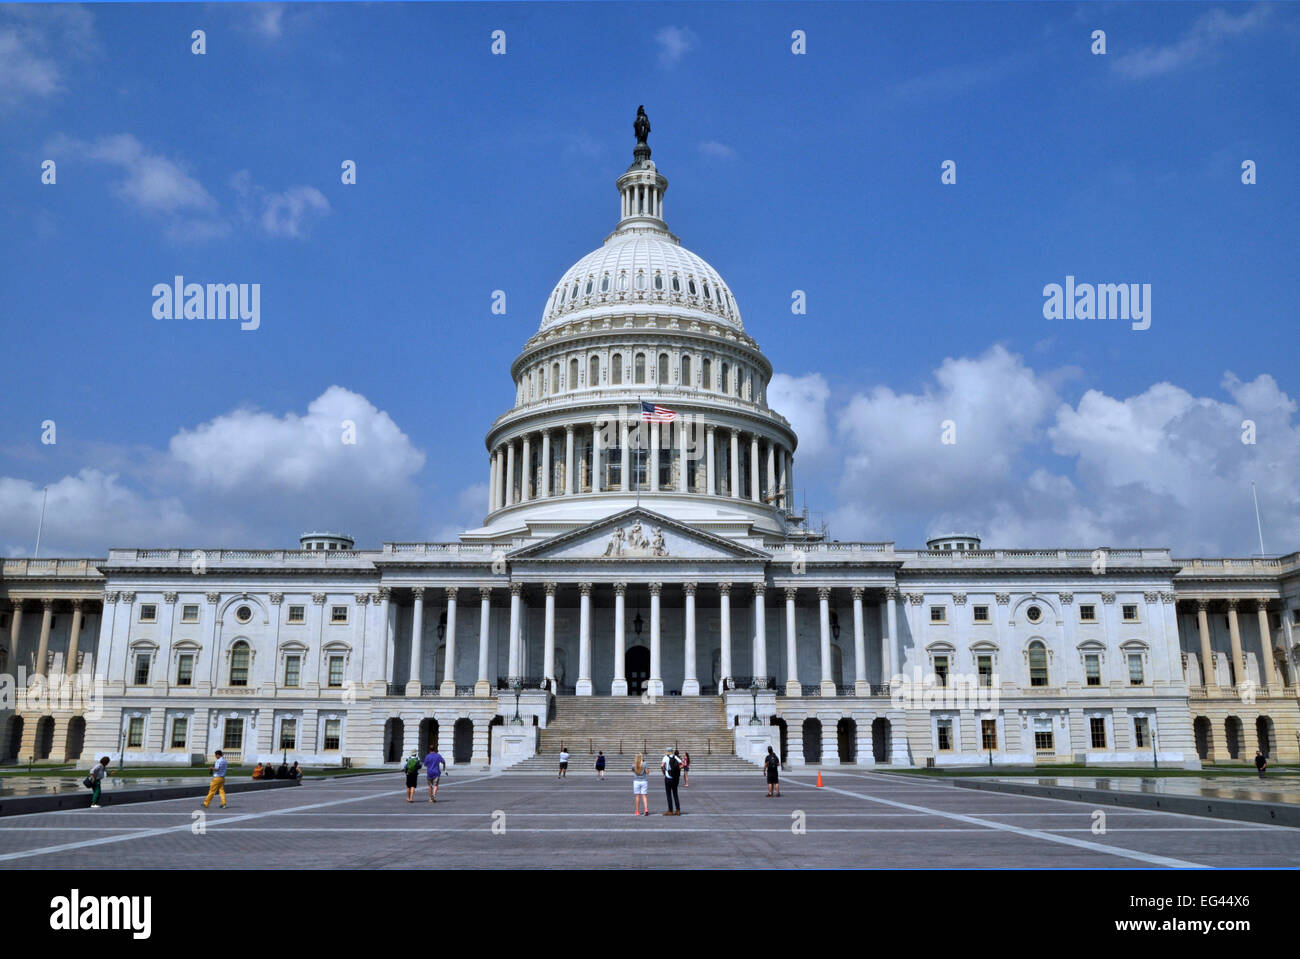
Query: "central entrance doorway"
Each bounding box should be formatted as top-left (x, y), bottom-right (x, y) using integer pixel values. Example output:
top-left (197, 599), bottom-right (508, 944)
top-left (625, 645), bottom-right (650, 696)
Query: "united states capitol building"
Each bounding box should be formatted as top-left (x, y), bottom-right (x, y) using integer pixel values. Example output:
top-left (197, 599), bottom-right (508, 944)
top-left (3, 111), bottom-right (1299, 771)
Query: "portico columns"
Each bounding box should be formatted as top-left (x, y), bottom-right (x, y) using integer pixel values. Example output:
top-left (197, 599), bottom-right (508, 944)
top-left (678, 421), bottom-right (688, 492)
top-left (682, 583), bottom-right (699, 695)
top-left (35, 599), bottom-right (54, 677)
top-left (565, 426), bottom-right (575, 495)
top-left (507, 583), bottom-right (523, 680)
top-left (543, 582), bottom-right (557, 689)
top-left (1227, 599), bottom-right (1246, 686)
top-left (753, 583), bottom-right (767, 684)
top-left (650, 422), bottom-right (660, 491)
top-left (784, 587), bottom-right (800, 697)
top-left (1256, 601), bottom-right (1278, 687)
top-left (505, 441), bottom-right (516, 506)
top-left (611, 583), bottom-right (628, 695)
top-left (541, 432), bottom-right (552, 497)
top-left (7, 602), bottom-right (22, 671)
top-left (647, 583), bottom-right (664, 697)
top-left (718, 583), bottom-right (732, 688)
top-left (437, 588), bottom-right (459, 696)
top-left (378, 587), bottom-right (394, 685)
top-left (766, 442), bottom-right (776, 504)
top-left (883, 587), bottom-right (898, 684)
top-left (577, 583), bottom-right (594, 695)
top-left (750, 434), bottom-right (760, 502)
top-left (592, 418), bottom-right (603, 492)
top-left (1195, 599), bottom-right (1216, 688)
top-left (818, 587), bottom-right (836, 696)
top-left (66, 600), bottom-right (85, 675)
top-left (489, 452), bottom-right (498, 511)
top-left (475, 587), bottom-right (492, 696)
top-left (620, 418), bottom-right (630, 491)
top-left (852, 587), bottom-right (869, 695)
top-left (705, 427), bottom-right (716, 495)
top-left (730, 431), bottom-right (740, 498)
top-left (406, 588), bottom-right (425, 695)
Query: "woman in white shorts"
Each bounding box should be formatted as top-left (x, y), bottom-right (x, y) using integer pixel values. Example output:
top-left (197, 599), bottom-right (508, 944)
top-left (632, 753), bottom-right (649, 816)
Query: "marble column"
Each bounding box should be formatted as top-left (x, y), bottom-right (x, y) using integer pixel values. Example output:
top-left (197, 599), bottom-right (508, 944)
top-left (620, 417), bottom-right (630, 491)
top-left (766, 441), bottom-right (776, 504)
top-left (440, 588), bottom-right (458, 696)
top-left (378, 587), bottom-right (393, 686)
top-left (818, 587), bottom-right (836, 696)
top-left (1257, 600), bottom-right (1278, 687)
top-left (565, 426), bottom-right (575, 495)
top-left (706, 426), bottom-right (716, 495)
top-left (35, 599), bottom-right (55, 678)
top-left (507, 583), bottom-right (523, 680)
top-left (1227, 599), bottom-right (1246, 686)
top-left (543, 582), bottom-right (557, 689)
top-left (682, 583), bottom-right (699, 695)
top-left (883, 587), bottom-right (898, 685)
top-left (489, 451), bottom-right (498, 511)
top-left (577, 583), bottom-right (594, 695)
top-left (7, 602), bottom-right (22, 672)
top-left (730, 431), bottom-right (741, 498)
top-left (650, 421), bottom-right (660, 491)
top-left (778, 447), bottom-right (788, 508)
top-left (406, 588), bottom-right (425, 695)
top-left (1196, 599), bottom-right (1216, 688)
top-left (475, 587), bottom-right (492, 696)
top-left (852, 587), bottom-right (868, 695)
top-left (784, 587), bottom-right (799, 696)
top-left (66, 600), bottom-right (85, 675)
top-left (719, 583), bottom-right (732, 687)
top-left (753, 583), bottom-right (767, 684)
top-left (541, 432), bottom-right (552, 497)
top-left (520, 434), bottom-right (532, 502)
top-left (647, 583), bottom-right (664, 697)
top-left (611, 583), bottom-right (628, 695)
top-left (505, 441), bottom-right (516, 506)
top-left (750, 434), bottom-right (760, 502)
top-left (592, 418), bottom-right (603, 493)
top-left (678, 421), bottom-right (688, 492)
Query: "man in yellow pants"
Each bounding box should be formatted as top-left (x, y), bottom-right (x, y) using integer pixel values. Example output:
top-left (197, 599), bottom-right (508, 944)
top-left (203, 750), bottom-right (229, 808)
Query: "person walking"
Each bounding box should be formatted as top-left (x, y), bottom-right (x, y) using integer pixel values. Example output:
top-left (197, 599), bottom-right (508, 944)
top-left (682, 751), bottom-right (691, 787)
top-left (632, 753), bottom-right (649, 816)
top-left (1255, 750), bottom-right (1267, 780)
top-left (202, 750), bottom-right (229, 809)
top-left (764, 746), bottom-right (781, 798)
top-left (661, 747), bottom-right (682, 815)
top-left (424, 746), bottom-right (447, 802)
top-left (403, 751), bottom-right (422, 802)
top-left (87, 756), bottom-right (111, 808)
top-left (595, 751), bottom-right (606, 781)
top-left (558, 746), bottom-right (570, 779)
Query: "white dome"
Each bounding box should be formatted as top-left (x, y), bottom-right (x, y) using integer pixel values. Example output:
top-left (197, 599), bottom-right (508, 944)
top-left (540, 228), bottom-right (743, 333)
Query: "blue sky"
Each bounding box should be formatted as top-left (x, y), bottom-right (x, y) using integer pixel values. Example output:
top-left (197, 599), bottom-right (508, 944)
top-left (2, 1), bottom-right (1298, 556)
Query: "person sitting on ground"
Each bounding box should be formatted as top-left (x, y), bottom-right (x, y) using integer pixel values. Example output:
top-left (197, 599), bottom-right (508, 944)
top-left (289, 761), bottom-right (303, 782)
top-left (276, 761), bottom-right (290, 779)
top-left (252, 762), bottom-right (265, 780)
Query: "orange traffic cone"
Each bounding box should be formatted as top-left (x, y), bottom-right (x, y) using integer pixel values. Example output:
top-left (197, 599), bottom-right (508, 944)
top-left (816, 770), bottom-right (824, 788)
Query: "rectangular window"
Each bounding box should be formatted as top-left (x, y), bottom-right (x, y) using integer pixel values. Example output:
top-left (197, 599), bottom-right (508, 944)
top-left (1293, 609), bottom-right (1300, 626)
top-left (973, 605), bottom-right (989, 622)
top-left (139, 603), bottom-right (157, 623)
top-left (934, 656), bottom-right (949, 687)
top-left (170, 717), bottom-right (188, 749)
top-left (1134, 717), bottom-right (1149, 748)
top-left (977, 655), bottom-right (993, 687)
top-left (181, 604), bottom-right (199, 623)
top-left (1090, 717), bottom-right (1107, 749)
top-left (981, 719), bottom-right (998, 750)
top-left (1128, 653), bottom-right (1144, 686)
top-left (176, 654), bottom-right (194, 687)
top-left (127, 717), bottom-right (144, 748)
top-left (1122, 604), bottom-right (1138, 622)
top-left (929, 606), bottom-right (946, 623)
top-left (323, 719), bottom-right (341, 750)
top-left (1085, 654), bottom-right (1101, 686)
top-left (1034, 729), bottom-right (1054, 753)
top-left (936, 720), bottom-right (952, 751)
top-left (288, 605), bottom-right (305, 624)
top-left (328, 656), bottom-right (344, 688)
top-left (331, 605), bottom-right (348, 624)
top-left (224, 719), bottom-right (244, 750)
top-left (133, 653), bottom-right (151, 686)
top-left (279, 719), bottom-right (297, 750)
top-left (1079, 604), bottom-right (1096, 622)
top-left (284, 655), bottom-right (301, 688)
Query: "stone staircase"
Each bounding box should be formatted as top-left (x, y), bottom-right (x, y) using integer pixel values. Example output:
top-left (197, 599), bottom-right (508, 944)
top-left (510, 696), bottom-right (756, 772)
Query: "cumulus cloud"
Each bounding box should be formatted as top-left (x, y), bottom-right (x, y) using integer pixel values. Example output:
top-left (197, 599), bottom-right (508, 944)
top-left (654, 26), bottom-right (697, 68)
top-left (0, 5), bottom-right (96, 109)
top-left (231, 170), bottom-right (331, 238)
top-left (1113, 5), bottom-right (1272, 80)
top-left (769, 373), bottom-right (831, 462)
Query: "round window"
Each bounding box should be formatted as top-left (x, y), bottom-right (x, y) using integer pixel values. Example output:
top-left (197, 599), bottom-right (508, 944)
top-left (236, 605), bottom-right (253, 623)
top-left (1026, 605), bottom-right (1042, 623)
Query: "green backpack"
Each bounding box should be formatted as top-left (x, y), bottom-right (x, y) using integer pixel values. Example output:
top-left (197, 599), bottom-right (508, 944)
top-left (405, 756), bottom-right (420, 774)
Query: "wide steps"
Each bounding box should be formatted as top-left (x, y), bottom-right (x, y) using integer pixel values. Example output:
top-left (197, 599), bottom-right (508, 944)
top-left (510, 752), bottom-right (760, 773)
top-left (538, 695), bottom-right (734, 757)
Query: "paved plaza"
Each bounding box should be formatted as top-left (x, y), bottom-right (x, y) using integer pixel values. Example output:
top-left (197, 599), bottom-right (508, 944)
top-left (3, 769), bottom-right (1300, 869)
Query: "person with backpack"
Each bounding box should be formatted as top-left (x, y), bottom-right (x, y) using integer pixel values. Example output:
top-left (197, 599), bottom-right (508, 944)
top-left (403, 751), bottom-right (422, 802)
top-left (661, 747), bottom-right (682, 815)
top-left (764, 746), bottom-right (781, 798)
top-left (595, 751), bottom-right (606, 781)
top-left (86, 756), bottom-right (111, 809)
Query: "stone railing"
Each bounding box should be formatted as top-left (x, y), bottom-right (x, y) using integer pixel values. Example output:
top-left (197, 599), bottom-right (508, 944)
top-left (107, 548), bottom-right (375, 564)
top-left (1, 558), bottom-right (102, 577)
top-left (383, 543), bottom-right (496, 556)
top-left (490, 387), bottom-right (793, 433)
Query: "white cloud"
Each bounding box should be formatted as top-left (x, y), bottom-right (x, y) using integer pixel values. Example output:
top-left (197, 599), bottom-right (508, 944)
top-left (1113, 5), bottom-right (1273, 80)
top-left (232, 170), bottom-right (331, 238)
top-left (654, 26), bottom-right (697, 68)
top-left (84, 133), bottom-right (217, 216)
top-left (769, 373), bottom-right (831, 463)
top-left (0, 5), bottom-right (96, 109)
top-left (247, 3), bottom-right (287, 40)
top-left (698, 140), bottom-right (736, 160)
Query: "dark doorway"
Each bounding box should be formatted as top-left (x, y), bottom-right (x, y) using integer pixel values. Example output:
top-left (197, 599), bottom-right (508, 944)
top-left (802, 718), bottom-right (822, 764)
top-left (419, 718), bottom-right (439, 755)
top-left (65, 717), bottom-right (86, 761)
top-left (625, 645), bottom-right (650, 696)
top-left (7, 716), bottom-right (24, 760)
top-left (383, 718), bottom-right (404, 763)
top-left (487, 716), bottom-right (504, 759)
top-left (1256, 716), bottom-right (1273, 759)
top-left (872, 717), bottom-right (891, 764)
top-left (453, 718), bottom-right (473, 764)
top-left (35, 716), bottom-right (54, 760)
top-left (1225, 716), bottom-right (1242, 759)
top-left (1194, 716), bottom-right (1211, 760)
top-left (837, 718), bottom-right (856, 764)
top-left (769, 716), bottom-right (788, 762)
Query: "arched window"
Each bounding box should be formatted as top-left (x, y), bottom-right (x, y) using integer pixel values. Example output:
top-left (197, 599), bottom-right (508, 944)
top-left (658, 353), bottom-right (669, 383)
top-left (612, 354), bottom-right (623, 384)
top-left (569, 358), bottom-right (579, 390)
top-left (702, 357), bottom-right (712, 389)
top-left (688, 278), bottom-right (697, 296)
top-left (529, 371), bottom-right (536, 400)
top-left (635, 353), bottom-right (646, 384)
top-left (584, 277), bottom-right (593, 295)
top-left (721, 362), bottom-right (729, 394)
top-left (1028, 642), bottom-right (1048, 687)
top-left (653, 273), bottom-right (663, 291)
top-left (703, 281), bottom-right (712, 300)
top-left (571, 281), bottom-right (579, 299)
top-left (230, 641), bottom-right (250, 687)
top-left (600, 274), bottom-right (610, 293)
top-left (671, 274), bottom-right (681, 292)
top-left (618, 272), bottom-right (628, 291)
top-left (552, 362), bottom-right (560, 391)
top-left (589, 355), bottom-right (600, 386)
top-left (736, 366), bottom-right (744, 397)
top-left (635, 272), bottom-right (646, 291)
top-left (557, 287), bottom-right (565, 305)
top-left (681, 354), bottom-right (692, 386)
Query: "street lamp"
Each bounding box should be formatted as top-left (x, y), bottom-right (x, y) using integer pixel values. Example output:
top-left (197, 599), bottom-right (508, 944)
top-left (748, 682), bottom-right (761, 725)
top-left (509, 678), bottom-right (523, 725)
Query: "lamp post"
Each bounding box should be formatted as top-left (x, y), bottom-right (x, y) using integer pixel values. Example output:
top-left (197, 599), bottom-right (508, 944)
top-left (748, 682), bottom-right (761, 725)
top-left (1152, 720), bottom-right (1159, 774)
top-left (509, 678), bottom-right (523, 725)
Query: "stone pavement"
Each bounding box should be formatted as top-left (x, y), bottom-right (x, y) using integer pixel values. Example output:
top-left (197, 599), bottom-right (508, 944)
top-left (3, 768), bottom-right (1300, 869)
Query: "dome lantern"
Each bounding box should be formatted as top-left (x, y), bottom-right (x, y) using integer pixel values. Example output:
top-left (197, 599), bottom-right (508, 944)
top-left (616, 105), bottom-right (669, 231)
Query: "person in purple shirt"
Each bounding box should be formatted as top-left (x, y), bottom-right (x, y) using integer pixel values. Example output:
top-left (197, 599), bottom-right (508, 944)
top-left (424, 749), bottom-right (447, 803)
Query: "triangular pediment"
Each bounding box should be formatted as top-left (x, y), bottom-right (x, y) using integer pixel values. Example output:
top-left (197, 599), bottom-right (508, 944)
top-left (508, 508), bottom-right (770, 562)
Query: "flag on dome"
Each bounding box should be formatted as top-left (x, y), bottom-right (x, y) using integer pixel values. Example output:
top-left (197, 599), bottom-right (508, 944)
top-left (640, 400), bottom-right (676, 423)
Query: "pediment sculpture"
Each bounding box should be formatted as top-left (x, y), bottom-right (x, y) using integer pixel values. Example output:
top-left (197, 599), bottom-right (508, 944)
top-left (602, 522), bottom-right (669, 557)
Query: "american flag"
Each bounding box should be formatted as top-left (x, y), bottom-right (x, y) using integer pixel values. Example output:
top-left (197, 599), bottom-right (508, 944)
top-left (640, 400), bottom-right (676, 423)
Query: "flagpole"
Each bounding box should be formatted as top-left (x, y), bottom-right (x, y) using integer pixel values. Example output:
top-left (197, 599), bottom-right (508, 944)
top-left (34, 485), bottom-right (48, 558)
top-left (1251, 481), bottom-right (1266, 556)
